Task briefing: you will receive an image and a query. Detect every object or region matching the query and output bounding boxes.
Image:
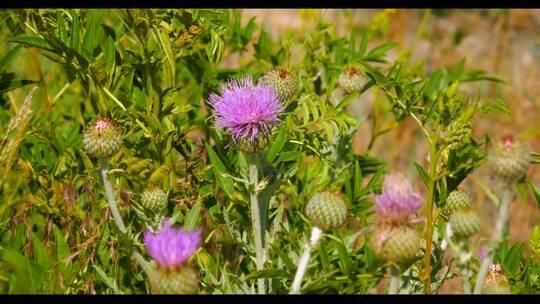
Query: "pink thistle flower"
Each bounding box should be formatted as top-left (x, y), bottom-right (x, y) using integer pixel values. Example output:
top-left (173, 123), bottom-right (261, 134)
top-left (208, 76), bottom-right (283, 149)
top-left (144, 219), bottom-right (202, 269)
top-left (375, 172), bottom-right (422, 224)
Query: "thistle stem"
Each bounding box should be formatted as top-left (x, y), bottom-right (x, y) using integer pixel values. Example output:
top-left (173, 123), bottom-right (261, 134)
top-left (444, 223), bottom-right (472, 294)
top-left (388, 265), bottom-right (400, 294)
top-left (290, 227), bottom-right (322, 294)
top-left (248, 155), bottom-right (266, 294)
top-left (99, 158), bottom-right (127, 233)
top-left (99, 158), bottom-right (151, 282)
top-left (473, 185), bottom-right (511, 294)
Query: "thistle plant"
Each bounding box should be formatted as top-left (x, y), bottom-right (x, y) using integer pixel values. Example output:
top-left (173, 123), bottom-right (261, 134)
top-left (209, 76), bottom-right (283, 294)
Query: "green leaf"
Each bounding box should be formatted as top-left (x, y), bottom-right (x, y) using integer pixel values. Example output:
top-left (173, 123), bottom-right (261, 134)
top-left (184, 201), bottom-right (202, 231)
top-left (56, 11), bottom-right (68, 44)
top-left (0, 45), bottom-right (21, 73)
top-left (357, 30), bottom-right (369, 59)
top-left (8, 35), bottom-right (55, 52)
top-left (0, 79), bottom-right (37, 94)
top-left (94, 264), bottom-right (122, 294)
top-left (205, 143), bottom-right (234, 197)
top-left (476, 178), bottom-right (500, 207)
top-left (31, 232), bottom-right (52, 271)
top-left (70, 14), bottom-right (80, 52)
top-left (364, 42), bottom-right (397, 62)
top-left (82, 17), bottom-right (99, 59)
top-left (319, 242), bottom-right (331, 272)
top-left (53, 225), bottom-right (73, 284)
top-left (413, 161), bottom-right (429, 187)
top-left (1, 249), bottom-right (34, 293)
top-left (267, 123), bottom-right (288, 164)
top-left (528, 180), bottom-right (540, 210)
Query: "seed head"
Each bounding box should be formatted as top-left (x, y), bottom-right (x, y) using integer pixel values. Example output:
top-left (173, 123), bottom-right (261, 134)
top-left (338, 65), bottom-right (366, 94)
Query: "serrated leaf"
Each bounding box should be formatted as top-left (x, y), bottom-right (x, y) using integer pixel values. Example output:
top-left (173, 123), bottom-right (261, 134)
top-left (205, 143), bottom-right (234, 197)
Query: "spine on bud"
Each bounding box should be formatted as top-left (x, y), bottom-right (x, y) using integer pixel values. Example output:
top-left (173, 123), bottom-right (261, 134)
top-left (305, 191), bottom-right (348, 230)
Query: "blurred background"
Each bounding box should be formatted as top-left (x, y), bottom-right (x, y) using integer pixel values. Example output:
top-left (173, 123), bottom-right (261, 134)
top-left (239, 9), bottom-right (540, 293)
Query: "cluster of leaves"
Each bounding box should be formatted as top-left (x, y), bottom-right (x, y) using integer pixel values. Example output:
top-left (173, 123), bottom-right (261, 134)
top-left (0, 9), bottom-right (538, 294)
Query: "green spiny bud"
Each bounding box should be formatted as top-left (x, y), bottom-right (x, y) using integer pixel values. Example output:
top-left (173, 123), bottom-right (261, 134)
top-left (449, 208), bottom-right (480, 239)
top-left (141, 189), bottom-right (168, 214)
top-left (371, 225), bottom-right (420, 266)
top-left (338, 65), bottom-right (366, 94)
top-left (482, 264), bottom-right (511, 294)
top-left (488, 135), bottom-right (531, 182)
top-left (306, 191), bottom-right (348, 230)
top-left (82, 118), bottom-right (122, 159)
top-left (148, 265), bottom-right (199, 294)
top-left (444, 188), bottom-right (472, 216)
top-left (260, 68), bottom-right (298, 102)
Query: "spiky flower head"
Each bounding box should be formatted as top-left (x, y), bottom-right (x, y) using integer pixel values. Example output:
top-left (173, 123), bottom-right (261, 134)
top-left (260, 68), bottom-right (298, 102)
top-left (144, 218), bottom-right (202, 269)
top-left (449, 208), bottom-right (480, 239)
top-left (82, 118), bottom-right (122, 159)
top-left (338, 65), bottom-right (366, 94)
top-left (141, 189), bottom-right (168, 215)
top-left (306, 191), bottom-right (348, 230)
top-left (370, 225), bottom-right (420, 266)
top-left (209, 76), bottom-right (283, 154)
top-left (444, 187), bottom-right (473, 216)
top-left (483, 264), bottom-right (511, 294)
top-left (488, 135), bottom-right (531, 182)
top-left (375, 172), bottom-right (422, 225)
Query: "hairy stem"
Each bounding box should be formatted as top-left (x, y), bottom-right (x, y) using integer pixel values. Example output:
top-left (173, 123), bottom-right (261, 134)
top-left (99, 159), bottom-right (151, 282)
top-left (290, 227), bottom-right (322, 294)
top-left (99, 158), bottom-right (127, 233)
top-left (473, 185), bottom-right (511, 294)
top-left (388, 265), bottom-right (400, 294)
top-left (248, 155), bottom-right (266, 294)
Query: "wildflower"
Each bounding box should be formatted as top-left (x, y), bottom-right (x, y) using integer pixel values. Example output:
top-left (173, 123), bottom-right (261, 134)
top-left (144, 219), bottom-right (202, 269)
top-left (483, 264), bottom-right (511, 294)
top-left (82, 118), bottom-right (122, 159)
top-left (444, 188), bottom-right (472, 216)
top-left (375, 172), bottom-right (422, 225)
top-left (209, 76), bottom-right (283, 154)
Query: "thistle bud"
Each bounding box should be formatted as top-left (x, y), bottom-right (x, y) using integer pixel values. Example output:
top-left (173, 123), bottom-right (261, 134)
top-left (338, 65), bottom-right (366, 94)
top-left (449, 208), bottom-right (480, 239)
top-left (488, 135), bottom-right (531, 182)
top-left (148, 265), bottom-right (199, 294)
top-left (371, 225), bottom-right (420, 266)
top-left (444, 188), bottom-right (472, 216)
top-left (260, 68), bottom-right (298, 102)
top-left (82, 119), bottom-right (122, 159)
top-left (482, 264), bottom-right (511, 294)
top-left (141, 189), bottom-right (168, 215)
top-left (235, 131), bottom-right (271, 155)
top-left (306, 191), bottom-right (348, 230)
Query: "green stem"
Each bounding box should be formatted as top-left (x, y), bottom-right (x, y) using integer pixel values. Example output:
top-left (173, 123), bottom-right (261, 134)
top-left (388, 265), bottom-right (400, 294)
top-left (99, 158), bottom-right (127, 233)
top-left (248, 154), bottom-right (266, 294)
top-left (423, 135), bottom-right (438, 294)
top-left (473, 185), bottom-right (511, 294)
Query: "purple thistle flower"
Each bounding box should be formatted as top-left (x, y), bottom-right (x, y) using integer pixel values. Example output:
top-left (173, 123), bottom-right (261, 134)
top-left (208, 76), bottom-right (283, 147)
top-left (375, 172), bottom-right (422, 224)
top-left (144, 218), bottom-right (202, 269)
